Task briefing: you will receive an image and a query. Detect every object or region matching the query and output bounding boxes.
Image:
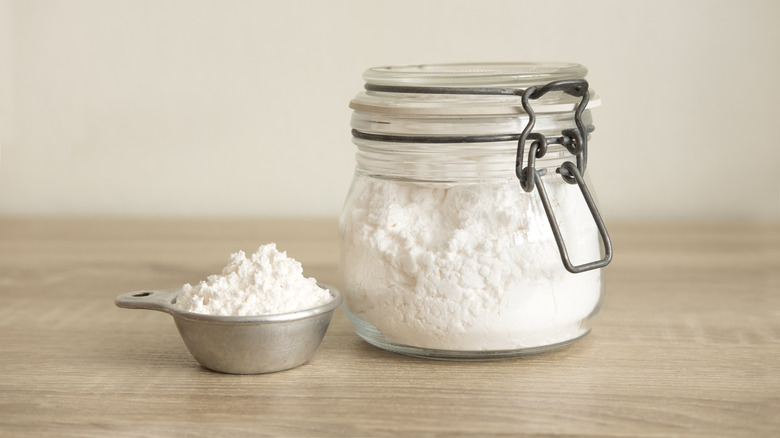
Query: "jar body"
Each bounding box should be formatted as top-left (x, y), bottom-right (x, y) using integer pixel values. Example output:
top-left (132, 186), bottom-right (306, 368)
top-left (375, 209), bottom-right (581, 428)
top-left (339, 153), bottom-right (603, 358)
top-left (340, 62), bottom-right (607, 359)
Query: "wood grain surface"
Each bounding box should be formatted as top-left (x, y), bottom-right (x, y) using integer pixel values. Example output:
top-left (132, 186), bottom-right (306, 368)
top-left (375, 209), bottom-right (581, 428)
top-left (0, 219), bottom-right (778, 437)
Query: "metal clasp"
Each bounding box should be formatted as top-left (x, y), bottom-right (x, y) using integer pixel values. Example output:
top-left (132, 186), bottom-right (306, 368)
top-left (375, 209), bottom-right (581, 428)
top-left (515, 80), bottom-right (613, 273)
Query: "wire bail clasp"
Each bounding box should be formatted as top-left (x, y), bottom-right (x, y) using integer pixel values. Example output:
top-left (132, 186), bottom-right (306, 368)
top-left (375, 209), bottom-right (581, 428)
top-left (515, 80), bottom-right (613, 274)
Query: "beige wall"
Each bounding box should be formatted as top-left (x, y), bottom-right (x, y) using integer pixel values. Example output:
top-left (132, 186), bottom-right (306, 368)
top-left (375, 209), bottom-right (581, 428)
top-left (1, 0), bottom-right (778, 220)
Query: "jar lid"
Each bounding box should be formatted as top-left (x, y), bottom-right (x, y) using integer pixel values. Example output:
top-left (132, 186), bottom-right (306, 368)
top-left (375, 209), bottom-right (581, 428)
top-left (363, 62), bottom-right (587, 87)
top-left (351, 62), bottom-right (600, 117)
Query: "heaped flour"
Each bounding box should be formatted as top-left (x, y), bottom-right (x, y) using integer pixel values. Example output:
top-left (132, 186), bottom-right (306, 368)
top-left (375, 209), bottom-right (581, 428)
top-left (177, 243), bottom-right (331, 316)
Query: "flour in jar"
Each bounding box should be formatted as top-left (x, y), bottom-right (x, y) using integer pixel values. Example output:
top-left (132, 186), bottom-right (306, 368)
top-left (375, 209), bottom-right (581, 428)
top-left (177, 243), bottom-right (331, 316)
top-left (340, 177), bottom-right (602, 351)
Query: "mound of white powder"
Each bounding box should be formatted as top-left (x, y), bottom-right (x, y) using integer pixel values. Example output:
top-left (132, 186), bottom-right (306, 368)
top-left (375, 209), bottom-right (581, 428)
top-left (176, 243), bottom-right (332, 316)
top-left (341, 177), bottom-right (602, 351)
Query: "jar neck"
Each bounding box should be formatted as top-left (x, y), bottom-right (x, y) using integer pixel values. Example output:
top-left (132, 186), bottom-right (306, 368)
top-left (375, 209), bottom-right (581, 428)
top-left (353, 138), bottom-right (576, 183)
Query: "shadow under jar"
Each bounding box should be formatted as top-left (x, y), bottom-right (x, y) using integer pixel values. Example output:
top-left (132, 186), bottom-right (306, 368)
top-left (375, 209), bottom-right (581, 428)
top-left (339, 62), bottom-right (612, 360)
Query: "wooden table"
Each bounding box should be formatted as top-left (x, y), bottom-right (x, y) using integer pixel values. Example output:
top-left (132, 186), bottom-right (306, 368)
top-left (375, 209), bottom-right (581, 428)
top-left (1, 219), bottom-right (777, 437)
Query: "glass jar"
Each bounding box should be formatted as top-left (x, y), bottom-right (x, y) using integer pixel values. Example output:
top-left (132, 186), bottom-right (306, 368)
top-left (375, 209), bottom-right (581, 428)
top-left (339, 63), bottom-right (612, 359)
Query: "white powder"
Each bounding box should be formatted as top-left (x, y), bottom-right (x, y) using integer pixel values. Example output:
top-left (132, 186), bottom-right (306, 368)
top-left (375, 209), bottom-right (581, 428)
top-left (341, 177), bottom-right (602, 351)
top-left (177, 243), bottom-right (331, 316)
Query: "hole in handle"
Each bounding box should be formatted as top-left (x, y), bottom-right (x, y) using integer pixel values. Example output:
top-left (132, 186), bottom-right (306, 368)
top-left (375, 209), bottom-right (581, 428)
top-left (132, 292), bottom-right (152, 297)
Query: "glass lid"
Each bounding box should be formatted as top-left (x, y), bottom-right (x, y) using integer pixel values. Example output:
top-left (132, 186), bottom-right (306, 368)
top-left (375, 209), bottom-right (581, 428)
top-left (362, 62), bottom-right (588, 88)
top-left (351, 62), bottom-right (598, 116)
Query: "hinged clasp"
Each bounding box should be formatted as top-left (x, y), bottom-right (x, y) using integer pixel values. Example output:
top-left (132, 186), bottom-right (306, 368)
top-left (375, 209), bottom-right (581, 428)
top-left (515, 79), bottom-right (613, 273)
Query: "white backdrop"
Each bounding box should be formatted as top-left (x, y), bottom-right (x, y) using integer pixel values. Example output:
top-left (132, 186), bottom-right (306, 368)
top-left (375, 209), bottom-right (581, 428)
top-left (1, 0), bottom-right (778, 219)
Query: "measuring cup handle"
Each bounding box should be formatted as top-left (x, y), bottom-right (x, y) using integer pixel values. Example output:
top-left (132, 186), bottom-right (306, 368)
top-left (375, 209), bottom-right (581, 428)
top-left (115, 289), bottom-right (179, 314)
